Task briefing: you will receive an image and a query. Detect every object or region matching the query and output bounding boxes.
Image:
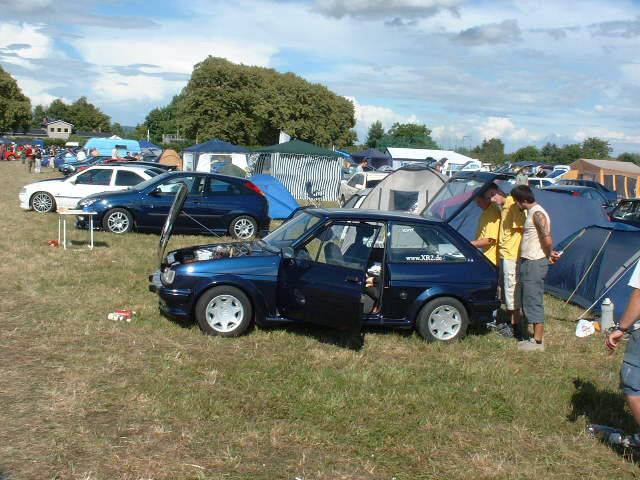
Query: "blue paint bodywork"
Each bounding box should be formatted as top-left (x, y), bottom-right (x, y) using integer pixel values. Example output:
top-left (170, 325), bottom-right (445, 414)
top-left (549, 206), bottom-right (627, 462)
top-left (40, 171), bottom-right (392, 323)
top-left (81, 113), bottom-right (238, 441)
top-left (149, 208), bottom-right (499, 335)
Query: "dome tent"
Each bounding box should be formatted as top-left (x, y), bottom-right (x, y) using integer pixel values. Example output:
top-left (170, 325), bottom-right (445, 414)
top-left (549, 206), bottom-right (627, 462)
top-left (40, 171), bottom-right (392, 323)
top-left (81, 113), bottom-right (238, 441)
top-left (159, 149), bottom-right (182, 170)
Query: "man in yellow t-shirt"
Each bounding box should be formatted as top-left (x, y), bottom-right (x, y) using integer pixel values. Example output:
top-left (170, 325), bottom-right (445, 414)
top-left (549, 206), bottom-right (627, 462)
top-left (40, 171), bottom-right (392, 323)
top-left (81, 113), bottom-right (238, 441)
top-left (487, 183), bottom-right (526, 337)
top-left (471, 191), bottom-right (501, 265)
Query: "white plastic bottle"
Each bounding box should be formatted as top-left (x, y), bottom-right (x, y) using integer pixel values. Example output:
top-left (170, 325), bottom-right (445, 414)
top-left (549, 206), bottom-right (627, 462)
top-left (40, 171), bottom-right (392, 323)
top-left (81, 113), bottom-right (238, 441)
top-left (601, 298), bottom-right (615, 331)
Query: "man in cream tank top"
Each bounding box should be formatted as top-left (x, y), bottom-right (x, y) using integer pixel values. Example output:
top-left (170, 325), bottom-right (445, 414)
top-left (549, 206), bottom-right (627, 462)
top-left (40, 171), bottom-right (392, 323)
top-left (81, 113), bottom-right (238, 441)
top-left (510, 185), bottom-right (560, 351)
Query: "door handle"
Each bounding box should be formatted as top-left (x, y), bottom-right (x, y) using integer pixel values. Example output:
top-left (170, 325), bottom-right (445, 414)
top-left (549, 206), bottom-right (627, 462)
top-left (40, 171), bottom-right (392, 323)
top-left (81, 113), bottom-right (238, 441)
top-left (345, 275), bottom-right (361, 284)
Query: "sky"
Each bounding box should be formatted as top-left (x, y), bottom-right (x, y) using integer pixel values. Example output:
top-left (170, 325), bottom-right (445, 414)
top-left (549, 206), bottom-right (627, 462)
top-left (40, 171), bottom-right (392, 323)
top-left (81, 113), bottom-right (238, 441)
top-left (1, 0), bottom-right (640, 154)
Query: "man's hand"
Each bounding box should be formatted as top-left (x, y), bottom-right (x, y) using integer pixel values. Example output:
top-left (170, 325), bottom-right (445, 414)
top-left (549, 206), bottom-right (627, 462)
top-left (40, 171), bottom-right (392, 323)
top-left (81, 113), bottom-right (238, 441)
top-left (549, 251), bottom-right (561, 264)
top-left (606, 329), bottom-right (625, 350)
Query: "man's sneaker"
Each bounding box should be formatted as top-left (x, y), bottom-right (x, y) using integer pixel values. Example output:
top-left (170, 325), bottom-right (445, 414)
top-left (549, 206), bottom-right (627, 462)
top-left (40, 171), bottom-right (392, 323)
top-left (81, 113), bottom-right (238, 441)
top-left (486, 319), bottom-right (500, 329)
top-left (518, 339), bottom-right (544, 351)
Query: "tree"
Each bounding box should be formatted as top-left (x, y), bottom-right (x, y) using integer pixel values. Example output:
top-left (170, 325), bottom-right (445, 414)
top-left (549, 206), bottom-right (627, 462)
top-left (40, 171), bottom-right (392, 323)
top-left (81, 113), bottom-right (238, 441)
top-left (556, 144), bottom-right (583, 165)
top-left (68, 96), bottom-right (110, 131)
top-left (376, 122), bottom-right (438, 149)
top-left (510, 146), bottom-right (542, 164)
top-left (540, 142), bottom-right (560, 163)
top-left (111, 122), bottom-right (125, 137)
top-left (175, 56), bottom-right (356, 147)
top-left (581, 137), bottom-right (612, 159)
top-left (0, 65), bottom-right (31, 132)
top-left (618, 152), bottom-right (640, 165)
top-left (46, 99), bottom-right (70, 122)
top-left (472, 138), bottom-right (505, 164)
top-left (31, 104), bottom-right (47, 128)
top-left (366, 121), bottom-right (384, 148)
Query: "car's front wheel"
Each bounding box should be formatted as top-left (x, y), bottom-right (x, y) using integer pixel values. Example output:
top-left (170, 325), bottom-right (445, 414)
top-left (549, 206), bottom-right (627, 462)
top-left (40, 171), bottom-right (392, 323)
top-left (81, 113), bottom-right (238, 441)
top-left (229, 215), bottom-right (257, 240)
top-left (103, 208), bottom-right (133, 234)
top-left (195, 286), bottom-right (253, 337)
top-left (416, 297), bottom-right (468, 343)
top-left (31, 191), bottom-right (56, 213)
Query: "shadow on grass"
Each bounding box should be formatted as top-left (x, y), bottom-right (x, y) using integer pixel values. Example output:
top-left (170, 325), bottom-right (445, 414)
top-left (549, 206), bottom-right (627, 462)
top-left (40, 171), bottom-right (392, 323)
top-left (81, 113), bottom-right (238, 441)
top-left (265, 323), bottom-right (365, 350)
top-left (568, 378), bottom-right (640, 461)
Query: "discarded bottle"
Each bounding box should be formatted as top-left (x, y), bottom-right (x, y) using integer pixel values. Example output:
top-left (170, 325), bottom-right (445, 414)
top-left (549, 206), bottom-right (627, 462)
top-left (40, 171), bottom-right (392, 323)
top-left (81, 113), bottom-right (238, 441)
top-left (601, 298), bottom-right (615, 331)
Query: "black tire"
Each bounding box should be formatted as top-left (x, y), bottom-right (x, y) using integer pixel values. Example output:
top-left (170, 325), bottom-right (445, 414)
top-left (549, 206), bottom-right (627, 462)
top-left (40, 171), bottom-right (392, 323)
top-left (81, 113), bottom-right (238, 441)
top-left (416, 297), bottom-right (468, 343)
top-left (30, 191), bottom-right (56, 213)
top-left (195, 286), bottom-right (253, 337)
top-left (102, 208), bottom-right (133, 234)
top-left (229, 215), bottom-right (257, 240)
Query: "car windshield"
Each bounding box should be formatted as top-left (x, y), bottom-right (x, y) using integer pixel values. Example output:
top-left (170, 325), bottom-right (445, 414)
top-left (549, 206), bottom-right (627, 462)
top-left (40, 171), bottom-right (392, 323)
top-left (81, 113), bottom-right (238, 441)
top-left (129, 172), bottom-right (171, 191)
top-left (422, 176), bottom-right (488, 222)
top-left (262, 211), bottom-right (323, 249)
top-left (547, 170), bottom-right (564, 178)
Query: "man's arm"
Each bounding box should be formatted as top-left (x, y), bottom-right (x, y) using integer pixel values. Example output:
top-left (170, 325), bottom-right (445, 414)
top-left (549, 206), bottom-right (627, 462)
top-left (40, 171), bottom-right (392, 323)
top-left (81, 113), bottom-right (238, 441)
top-left (606, 288), bottom-right (640, 350)
top-left (471, 238), bottom-right (495, 248)
top-left (533, 211), bottom-right (553, 258)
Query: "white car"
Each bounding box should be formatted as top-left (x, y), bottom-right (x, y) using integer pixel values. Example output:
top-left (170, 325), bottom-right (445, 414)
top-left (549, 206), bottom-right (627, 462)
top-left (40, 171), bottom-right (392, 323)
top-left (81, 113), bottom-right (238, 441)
top-left (339, 171), bottom-right (388, 205)
top-left (19, 165), bottom-right (163, 213)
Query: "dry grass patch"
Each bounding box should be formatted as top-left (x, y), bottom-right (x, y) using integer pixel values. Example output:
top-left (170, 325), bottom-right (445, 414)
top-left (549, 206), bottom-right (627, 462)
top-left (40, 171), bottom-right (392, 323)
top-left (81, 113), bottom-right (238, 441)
top-left (1, 162), bottom-right (640, 479)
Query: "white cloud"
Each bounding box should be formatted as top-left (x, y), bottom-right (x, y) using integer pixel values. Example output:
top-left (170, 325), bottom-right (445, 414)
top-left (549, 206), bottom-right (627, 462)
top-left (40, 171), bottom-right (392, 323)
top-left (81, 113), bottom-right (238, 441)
top-left (453, 19), bottom-right (522, 45)
top-left (91, 71), bottom-right (185, 104)
top-left (346, 96), bottom-right (419, 142)
top-left (476, 117), bottom-right (540, 142)
top-left (575, 128), bottom-right (640, 145)
top-left (0, 23), bottom-right (54, 64)
top-left (313, 0), bottom-right (464, 19)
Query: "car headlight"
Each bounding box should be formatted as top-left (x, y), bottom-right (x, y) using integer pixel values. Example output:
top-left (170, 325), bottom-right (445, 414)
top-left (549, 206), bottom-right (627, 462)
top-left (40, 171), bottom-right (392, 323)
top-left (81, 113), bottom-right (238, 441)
top-left (78, 198), bottom-right (98, 208)
top-left (161, 267), bottom-right (175, 285)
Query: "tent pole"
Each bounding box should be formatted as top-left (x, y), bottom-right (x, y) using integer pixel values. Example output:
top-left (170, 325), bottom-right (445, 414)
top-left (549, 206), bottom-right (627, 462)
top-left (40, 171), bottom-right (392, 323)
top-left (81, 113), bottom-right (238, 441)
top-left (564, 231), bottom-right (612, 307)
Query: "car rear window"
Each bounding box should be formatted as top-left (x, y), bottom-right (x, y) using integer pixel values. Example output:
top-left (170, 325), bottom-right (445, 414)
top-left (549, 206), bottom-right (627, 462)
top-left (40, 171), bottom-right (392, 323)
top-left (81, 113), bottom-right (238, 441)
top-left (115, 170), bottom-right (144, 186)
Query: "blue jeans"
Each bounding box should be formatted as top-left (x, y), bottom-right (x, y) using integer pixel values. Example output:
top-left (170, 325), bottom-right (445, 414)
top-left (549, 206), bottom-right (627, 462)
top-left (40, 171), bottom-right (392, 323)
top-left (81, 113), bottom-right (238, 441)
top-left (520, 258), bottom-right (548, 325)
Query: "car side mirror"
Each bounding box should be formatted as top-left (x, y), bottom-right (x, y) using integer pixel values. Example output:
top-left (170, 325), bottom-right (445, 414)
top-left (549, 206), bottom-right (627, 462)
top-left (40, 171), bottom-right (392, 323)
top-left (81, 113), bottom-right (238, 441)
top-left (149, 188), bottom-right (161, 196)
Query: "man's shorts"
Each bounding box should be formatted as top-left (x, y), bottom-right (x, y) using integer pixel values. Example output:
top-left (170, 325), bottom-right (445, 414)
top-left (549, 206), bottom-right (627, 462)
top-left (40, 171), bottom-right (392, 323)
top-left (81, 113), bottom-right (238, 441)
top-left (620, 361), bottom-right (640, 396)
top-left (500, 258), bottom-right (520, 310)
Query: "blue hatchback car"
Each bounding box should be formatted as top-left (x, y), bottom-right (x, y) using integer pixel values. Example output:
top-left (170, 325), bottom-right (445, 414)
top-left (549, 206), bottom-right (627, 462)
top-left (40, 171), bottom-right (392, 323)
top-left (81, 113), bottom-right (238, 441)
top-left (149, 182), bottom-right (499, 342)
top-left (76, 171), bottom-right (270, 240)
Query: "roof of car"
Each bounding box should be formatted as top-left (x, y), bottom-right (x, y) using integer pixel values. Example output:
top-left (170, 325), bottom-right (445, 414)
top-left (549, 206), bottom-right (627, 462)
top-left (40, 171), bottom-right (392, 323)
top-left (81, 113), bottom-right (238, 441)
top-left (544, 185), bottom-right (597, 191)
top-left (305, 207), bottom-right (442, 223)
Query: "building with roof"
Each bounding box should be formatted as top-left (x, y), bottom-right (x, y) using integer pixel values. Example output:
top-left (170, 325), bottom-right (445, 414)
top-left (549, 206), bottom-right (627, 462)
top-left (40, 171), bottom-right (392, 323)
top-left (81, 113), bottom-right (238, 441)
top-left (45, 120), bottom-right (73, 140)
top-left (568, 158), bottom-right (640, 198)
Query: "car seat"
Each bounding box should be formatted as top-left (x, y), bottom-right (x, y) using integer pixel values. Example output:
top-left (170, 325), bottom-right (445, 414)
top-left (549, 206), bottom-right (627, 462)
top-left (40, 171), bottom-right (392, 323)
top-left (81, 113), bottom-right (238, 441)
top-left (323, 242), bottom-right (344, 266)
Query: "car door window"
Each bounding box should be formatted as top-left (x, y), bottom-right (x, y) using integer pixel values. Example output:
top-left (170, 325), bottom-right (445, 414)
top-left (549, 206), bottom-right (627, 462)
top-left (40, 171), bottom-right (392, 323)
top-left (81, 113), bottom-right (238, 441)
top-left (389, 223), bottom-right (466, 263)
top-left (155, 176), bottom-right (203, 196)
top-left (115, 170), bottom-right (144, 186)
top-left (207, 179), bottom-right (243, 196)
top-left (296, 223), bottom-right (380, 269)
top-left (74, 169), bottom-right (113, 186)
top-left (348, 174), bottom-right (363, 188)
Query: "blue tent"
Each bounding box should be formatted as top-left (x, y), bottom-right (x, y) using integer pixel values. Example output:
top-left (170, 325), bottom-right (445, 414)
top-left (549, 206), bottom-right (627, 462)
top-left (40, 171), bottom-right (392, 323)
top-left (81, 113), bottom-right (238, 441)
top-left (450, 181), bottom-right (610, 249)
top-left (184, 138), bottom-right (249, 153)
top-left (250, 174), bottom-right (300, 219)
top-left (545, 223), bottom-right (640, 321)
top-left (139, 140), bottom-right (162, 150)
top-left (351, 148), bottom-right (391, 169)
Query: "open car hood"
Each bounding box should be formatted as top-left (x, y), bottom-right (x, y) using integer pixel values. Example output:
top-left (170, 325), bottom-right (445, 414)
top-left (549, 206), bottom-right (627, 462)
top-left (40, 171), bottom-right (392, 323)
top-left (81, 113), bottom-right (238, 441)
top-left (158, 181), bottom-right (189, 264)
top-left (421, 172), bottom-right (514, 224)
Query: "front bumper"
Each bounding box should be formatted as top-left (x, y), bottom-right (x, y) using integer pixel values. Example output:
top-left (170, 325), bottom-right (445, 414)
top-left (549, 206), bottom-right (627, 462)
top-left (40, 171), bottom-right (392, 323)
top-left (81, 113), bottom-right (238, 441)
top-left (18, 193), bottom-right (30, 210)
top-left (148, 271), bottom-right (193, 321)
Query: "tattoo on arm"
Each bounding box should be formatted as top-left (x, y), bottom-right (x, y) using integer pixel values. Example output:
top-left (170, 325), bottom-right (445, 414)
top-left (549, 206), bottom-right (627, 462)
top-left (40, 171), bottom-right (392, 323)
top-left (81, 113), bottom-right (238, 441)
top-left (533, 211), bottom-right (550, 239)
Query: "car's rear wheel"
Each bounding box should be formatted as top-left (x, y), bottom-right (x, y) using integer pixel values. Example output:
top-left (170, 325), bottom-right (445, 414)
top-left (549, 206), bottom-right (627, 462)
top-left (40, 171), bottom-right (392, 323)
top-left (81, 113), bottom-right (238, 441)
top-left (229, 215), bottom-right (257, 240)
top-left (103, 208), bottom-right (133, 234)
top-left (416, 297), bottom-right (468, 343)
top-left (196, 286), bottom-right (253, 337)
top-left (30, 191), bottom-right (56, 213)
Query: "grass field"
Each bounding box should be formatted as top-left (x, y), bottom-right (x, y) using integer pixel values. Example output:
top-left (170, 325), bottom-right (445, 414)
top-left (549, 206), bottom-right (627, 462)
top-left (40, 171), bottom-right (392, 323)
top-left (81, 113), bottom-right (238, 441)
top-left (1, 161), bottom-right (639, 479)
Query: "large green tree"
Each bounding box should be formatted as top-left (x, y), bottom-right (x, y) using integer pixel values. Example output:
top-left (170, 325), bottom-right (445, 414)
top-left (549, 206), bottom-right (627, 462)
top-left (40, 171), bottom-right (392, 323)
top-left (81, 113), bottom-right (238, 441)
top-left (581, 137), bottom-right (612, 159)
top-left (376, 122), bottom-right (438, 149)
top-left (144, 95), bottom-right (179, 143)
top-left (509, 145), bottom-right (542, 163)
top-left (174, 56), bottom-right (356, 147)
top-left (34, 97), bottom-right (111, 132)
top-left (472, 138), bottom-right (505, 164)
top-left (0, 65), bottom-right (31, 132)
top-left (618, 152), bottom-right (640, 165)
top-left (365, 120), bottom-right (384, 148)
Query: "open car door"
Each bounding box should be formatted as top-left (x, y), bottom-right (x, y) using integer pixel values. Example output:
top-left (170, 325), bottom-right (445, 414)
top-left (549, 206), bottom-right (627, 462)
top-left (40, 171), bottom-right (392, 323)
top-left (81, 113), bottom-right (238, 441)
top-left (277, 222), bottom-right (380, 333)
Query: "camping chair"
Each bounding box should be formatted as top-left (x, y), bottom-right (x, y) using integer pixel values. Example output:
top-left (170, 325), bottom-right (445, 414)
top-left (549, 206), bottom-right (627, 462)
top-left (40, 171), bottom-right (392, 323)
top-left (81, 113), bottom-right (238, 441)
top-left (305, 181), bottom-right (323, 207)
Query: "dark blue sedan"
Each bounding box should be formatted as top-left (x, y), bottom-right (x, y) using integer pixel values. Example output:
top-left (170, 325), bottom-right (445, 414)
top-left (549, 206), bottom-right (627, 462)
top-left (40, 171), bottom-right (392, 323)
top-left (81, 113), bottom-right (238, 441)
top-left (149, 206), bottom-right (499, 343)
top-left (76, 171), bottom-right (270, 240)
